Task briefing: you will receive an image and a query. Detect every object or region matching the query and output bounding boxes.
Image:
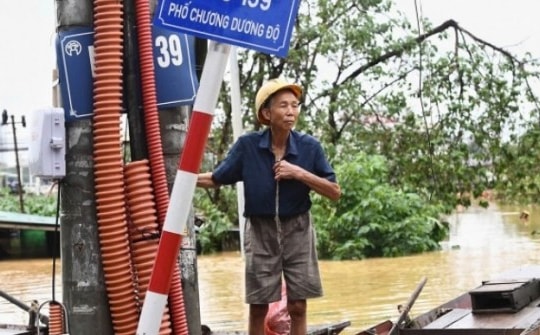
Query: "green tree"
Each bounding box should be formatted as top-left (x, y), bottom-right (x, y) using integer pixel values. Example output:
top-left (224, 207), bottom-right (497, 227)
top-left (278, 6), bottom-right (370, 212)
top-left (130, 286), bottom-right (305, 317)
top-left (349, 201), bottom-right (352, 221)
top-left (195, 0), bottom-right (540, 258)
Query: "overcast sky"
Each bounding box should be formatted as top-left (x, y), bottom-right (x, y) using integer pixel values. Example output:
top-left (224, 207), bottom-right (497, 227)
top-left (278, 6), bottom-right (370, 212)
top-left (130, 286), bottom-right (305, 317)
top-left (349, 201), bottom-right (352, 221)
top-left (0, 0), bottom-right (539, 166)
top-left (399, 0), bottom-right (540, 55)
top-left (0, 1), bottom-right (56, 167)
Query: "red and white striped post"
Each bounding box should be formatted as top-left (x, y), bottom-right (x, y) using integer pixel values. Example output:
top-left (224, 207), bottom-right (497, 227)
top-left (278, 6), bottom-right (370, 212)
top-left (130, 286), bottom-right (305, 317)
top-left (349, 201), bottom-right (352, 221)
top-left (137, 41), bottom-right (231, 335)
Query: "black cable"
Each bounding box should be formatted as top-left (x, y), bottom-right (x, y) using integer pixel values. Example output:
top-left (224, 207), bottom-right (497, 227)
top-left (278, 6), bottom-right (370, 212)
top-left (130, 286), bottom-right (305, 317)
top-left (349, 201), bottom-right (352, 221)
top-left (51, 179), bottom-right (62, 302)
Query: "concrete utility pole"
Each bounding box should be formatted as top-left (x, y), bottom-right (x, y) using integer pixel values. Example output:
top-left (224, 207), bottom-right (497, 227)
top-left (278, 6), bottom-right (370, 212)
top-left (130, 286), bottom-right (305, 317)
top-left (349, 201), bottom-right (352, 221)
top-left (56, 1), bottom-right (207, 333)
top-left (56, 1), bottom-right (114, 334)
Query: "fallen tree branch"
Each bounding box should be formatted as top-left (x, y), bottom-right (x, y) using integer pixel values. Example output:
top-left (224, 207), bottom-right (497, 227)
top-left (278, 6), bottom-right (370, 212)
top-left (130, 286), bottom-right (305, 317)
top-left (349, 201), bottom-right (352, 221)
top-left (339, 19), bottom-right (524, 87)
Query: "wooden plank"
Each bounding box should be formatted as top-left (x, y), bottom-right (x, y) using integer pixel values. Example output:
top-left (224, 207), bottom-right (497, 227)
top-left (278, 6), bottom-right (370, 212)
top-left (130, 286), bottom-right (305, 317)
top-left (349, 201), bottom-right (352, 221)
top-left (308, 320), bottom-right (351, 335)
top-left (402, 329), bottom-right (523, 335)
top-left (514, 311), bottom-right (540, 330)
top-left (356, 320), bottom-right (393, 335)
top-left (210, 320), bottom-right (351, 335)
top-left (446, 306), bottom-right (540, 330)
top-left (0, 324), bottom-right (46, 335)
top-left (470, 282), bottom-right (530, 293)
top-left (423, 309), bottom-right (471, 329)
top-left (411, 293), bottom-right (471, 329)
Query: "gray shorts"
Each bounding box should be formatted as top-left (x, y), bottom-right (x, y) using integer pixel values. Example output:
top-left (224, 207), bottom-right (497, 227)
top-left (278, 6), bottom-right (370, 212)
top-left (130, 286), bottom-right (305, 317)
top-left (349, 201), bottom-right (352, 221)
top-left (244, 212), bottom-right (323, 304)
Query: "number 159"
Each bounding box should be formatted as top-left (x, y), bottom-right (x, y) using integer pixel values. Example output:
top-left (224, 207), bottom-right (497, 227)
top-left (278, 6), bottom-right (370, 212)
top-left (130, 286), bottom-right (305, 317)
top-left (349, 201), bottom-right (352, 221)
top-left (242, 0), bottom-right (271, 11)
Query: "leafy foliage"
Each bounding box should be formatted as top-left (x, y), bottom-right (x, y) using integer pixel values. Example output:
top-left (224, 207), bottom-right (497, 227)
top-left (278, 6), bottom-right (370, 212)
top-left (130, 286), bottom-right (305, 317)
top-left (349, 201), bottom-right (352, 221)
top-left (194, 187), bottom-right (235, 254)
top-left (0, 187), bottom-right (57, 216)
top-left (312, 153), bottom-right (448, 260)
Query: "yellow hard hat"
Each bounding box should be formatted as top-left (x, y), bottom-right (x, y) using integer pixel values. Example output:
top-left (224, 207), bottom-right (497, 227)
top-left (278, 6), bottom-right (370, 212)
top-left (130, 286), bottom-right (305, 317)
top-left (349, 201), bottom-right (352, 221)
top-left (254, 78), bottom-right (303, 125)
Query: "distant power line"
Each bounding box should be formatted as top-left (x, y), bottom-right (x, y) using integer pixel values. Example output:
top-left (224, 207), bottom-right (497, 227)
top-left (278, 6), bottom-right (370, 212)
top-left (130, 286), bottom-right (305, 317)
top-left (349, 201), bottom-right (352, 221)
top-left (0, 147), bottom-right (28, 152)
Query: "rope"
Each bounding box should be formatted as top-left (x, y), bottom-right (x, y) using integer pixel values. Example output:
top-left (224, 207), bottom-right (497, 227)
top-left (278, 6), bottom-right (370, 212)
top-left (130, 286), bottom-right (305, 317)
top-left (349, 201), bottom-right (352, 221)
top-left (275, 158), bottom-right (282, 250)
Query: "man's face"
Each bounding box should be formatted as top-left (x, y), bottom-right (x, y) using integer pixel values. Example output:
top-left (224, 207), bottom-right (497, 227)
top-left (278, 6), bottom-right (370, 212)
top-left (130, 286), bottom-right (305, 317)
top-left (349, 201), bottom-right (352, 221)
top-left (264, 89), bottom-right (301, 130)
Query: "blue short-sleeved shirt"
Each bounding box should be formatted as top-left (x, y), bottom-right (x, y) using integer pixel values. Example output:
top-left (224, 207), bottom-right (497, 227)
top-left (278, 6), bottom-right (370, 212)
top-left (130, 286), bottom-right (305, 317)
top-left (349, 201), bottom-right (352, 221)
top-left (212, 129), bottom-right (337, 217)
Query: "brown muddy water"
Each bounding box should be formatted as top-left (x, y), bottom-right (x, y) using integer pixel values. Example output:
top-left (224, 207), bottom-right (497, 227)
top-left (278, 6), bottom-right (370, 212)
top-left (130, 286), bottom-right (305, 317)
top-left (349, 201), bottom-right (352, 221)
top-left (1, 204), bottom-right (540, 334)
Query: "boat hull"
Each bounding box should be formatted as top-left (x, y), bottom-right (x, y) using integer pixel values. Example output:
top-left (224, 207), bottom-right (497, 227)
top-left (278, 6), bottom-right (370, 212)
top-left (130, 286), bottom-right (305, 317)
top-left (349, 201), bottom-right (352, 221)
top-left (357, 265), bottom-right (540, 335)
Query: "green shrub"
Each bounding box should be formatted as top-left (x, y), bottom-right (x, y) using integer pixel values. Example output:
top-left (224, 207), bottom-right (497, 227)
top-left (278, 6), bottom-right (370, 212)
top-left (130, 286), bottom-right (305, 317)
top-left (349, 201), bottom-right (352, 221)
top-left (0, 187), bottom-right (57, 216)
top-left (312, 152), bottom-right (449, 260)
top-left (193, 187), bottom-right (235, 254)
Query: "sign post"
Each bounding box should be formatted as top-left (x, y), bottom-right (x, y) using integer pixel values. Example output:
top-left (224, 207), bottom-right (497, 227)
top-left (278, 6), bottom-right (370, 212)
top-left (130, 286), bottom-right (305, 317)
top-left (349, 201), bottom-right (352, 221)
top-left (136, 42), bottom-right (231, 335)
top-left (137, 1), bottom-right (301, 334)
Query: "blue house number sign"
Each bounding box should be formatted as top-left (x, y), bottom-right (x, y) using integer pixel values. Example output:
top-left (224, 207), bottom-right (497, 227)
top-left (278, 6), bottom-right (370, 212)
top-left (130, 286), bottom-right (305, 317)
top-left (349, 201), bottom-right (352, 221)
top-left (56, 26), bottom-right (198, 122)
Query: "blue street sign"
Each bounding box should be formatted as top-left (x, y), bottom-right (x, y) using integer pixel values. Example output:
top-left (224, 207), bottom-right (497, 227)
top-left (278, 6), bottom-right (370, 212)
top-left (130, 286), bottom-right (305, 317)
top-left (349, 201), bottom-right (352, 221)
top-left (56, 26), bottom-right (198, 122)
top-left (56, 27), bottom-right (94, 121)
top-left (153, 0), bottom-right (301, 58)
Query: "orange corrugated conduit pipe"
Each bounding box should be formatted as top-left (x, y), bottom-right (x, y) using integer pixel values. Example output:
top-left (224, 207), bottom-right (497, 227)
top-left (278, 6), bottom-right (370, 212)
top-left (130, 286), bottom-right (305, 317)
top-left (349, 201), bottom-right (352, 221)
top-left (125, 160), bottom-right (173, 334)
top-left (47, 302), bottom-right (64, 335)
top-left (134, 0), bottom-right (189, 333)
top-left (92, 0), bottom-right (139, 334)
top-left (134, 0), bottom-right (168, 225)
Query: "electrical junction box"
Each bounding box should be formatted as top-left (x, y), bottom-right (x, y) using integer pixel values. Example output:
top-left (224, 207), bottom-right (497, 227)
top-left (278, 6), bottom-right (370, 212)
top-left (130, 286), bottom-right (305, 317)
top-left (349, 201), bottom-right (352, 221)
top-left (28, 107), bottom-right (66, 179)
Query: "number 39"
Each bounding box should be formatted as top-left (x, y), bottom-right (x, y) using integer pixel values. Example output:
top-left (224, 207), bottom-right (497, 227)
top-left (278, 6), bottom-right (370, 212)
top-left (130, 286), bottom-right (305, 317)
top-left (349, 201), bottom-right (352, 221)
top-left (155, 34), bottom-right (183, 68)
top-left (242, 0), bottom-right (271, 11)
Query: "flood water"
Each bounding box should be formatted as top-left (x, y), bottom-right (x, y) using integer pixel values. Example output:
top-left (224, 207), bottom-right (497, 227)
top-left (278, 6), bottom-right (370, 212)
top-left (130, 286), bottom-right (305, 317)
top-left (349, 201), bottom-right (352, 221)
top-left (1, 203), bottom-right (540, 334)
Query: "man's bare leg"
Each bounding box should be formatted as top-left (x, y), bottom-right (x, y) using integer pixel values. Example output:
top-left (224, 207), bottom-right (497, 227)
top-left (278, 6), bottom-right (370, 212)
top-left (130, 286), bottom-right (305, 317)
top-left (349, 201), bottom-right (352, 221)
top-left (288, 299), bottom-right (307, 335)
top-left (249, 304), bottom-right (268, 335)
